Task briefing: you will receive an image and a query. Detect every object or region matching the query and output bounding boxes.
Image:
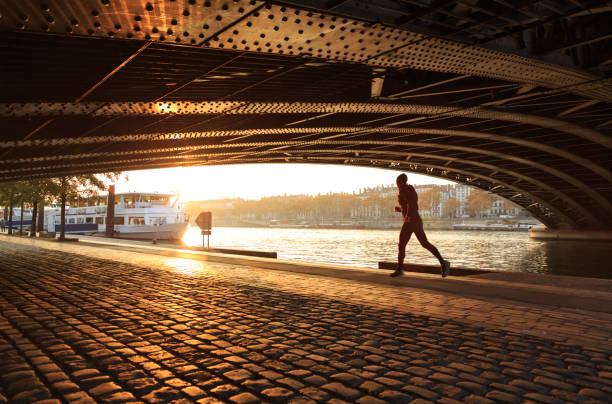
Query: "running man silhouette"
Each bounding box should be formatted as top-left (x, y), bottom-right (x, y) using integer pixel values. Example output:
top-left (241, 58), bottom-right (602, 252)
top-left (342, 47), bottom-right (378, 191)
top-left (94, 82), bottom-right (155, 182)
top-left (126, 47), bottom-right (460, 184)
top-left (391, 173), bottom-right (451, 278)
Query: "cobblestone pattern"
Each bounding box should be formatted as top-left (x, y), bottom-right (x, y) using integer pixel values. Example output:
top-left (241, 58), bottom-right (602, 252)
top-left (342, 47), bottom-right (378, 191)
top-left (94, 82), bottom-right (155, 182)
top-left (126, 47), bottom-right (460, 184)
top-left (21, 236), bottom-right (612, 350)
top-left (0, 239), bottom-right (611, 404)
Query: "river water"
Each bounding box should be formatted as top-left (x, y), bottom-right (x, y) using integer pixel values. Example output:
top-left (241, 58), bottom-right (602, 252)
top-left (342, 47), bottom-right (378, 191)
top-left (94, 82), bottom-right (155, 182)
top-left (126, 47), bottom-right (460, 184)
top-left (182, 226), bottom-right (611, 279)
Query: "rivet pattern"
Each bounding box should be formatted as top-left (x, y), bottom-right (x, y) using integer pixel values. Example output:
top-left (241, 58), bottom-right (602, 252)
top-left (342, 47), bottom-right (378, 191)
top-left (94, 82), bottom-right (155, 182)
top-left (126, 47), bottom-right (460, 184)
top-left (0, 102), bottom-right (608, 148)
top-left (0, 0), bottom-right (610, 101)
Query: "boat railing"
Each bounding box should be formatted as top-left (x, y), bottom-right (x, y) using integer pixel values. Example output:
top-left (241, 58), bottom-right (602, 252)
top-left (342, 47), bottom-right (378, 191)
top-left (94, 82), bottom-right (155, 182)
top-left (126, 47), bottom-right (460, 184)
top-left (128, 201), bottom-right (169, 208)
top-left (65, 206), bottom-right (104, 215)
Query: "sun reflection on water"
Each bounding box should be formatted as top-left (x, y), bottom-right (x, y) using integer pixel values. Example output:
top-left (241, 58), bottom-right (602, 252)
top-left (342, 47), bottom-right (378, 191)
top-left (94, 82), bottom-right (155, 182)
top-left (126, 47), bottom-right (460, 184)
top-left (182, 225), bottom-right (204, 247)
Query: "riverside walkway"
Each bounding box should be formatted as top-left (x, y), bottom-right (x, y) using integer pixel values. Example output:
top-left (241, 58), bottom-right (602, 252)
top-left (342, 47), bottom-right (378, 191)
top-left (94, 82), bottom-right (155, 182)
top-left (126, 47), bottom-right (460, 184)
top-left (0, 236), bottom-right (611, 403)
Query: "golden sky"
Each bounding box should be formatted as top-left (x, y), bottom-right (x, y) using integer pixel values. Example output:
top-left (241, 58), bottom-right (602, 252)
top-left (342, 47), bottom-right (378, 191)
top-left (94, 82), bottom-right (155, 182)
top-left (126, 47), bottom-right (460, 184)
top-left (114, 164), bottom-right (452, 201)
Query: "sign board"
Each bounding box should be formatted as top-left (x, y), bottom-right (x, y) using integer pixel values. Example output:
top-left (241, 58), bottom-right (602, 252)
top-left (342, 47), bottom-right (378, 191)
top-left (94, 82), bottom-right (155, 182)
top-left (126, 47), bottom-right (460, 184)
top-left (195, 211), bottom-right (212, 230)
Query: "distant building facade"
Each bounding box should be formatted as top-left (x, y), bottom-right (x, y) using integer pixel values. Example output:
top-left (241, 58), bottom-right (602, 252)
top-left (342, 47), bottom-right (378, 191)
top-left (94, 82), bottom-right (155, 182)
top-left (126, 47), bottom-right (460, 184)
top-left (187, 183), bottom-right (529, 224)
top-left (350, 183), bottom-right (525, 219)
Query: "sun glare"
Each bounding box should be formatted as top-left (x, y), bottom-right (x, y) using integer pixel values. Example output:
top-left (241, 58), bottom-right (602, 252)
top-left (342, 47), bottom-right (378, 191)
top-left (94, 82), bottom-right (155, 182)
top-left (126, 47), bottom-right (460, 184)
top-left (157, 102), bottom-right (171, 113)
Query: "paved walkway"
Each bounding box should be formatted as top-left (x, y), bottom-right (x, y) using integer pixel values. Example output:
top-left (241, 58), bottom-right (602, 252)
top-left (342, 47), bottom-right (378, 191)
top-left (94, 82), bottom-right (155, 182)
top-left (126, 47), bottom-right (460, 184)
top-left (0, 236), bottom-right (611, 403)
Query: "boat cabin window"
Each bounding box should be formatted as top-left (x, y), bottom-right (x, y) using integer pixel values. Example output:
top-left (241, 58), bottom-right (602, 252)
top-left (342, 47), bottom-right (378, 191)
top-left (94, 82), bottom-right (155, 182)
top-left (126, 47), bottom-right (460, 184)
top-left (128, 217), bottom-right (145, 225)
top-left (112, 217), bottom-right (125, 225)
top-left (68, 218), bottom-right (76, 224)
top-left (150, 217), bottom-right (167, 225)
top-left (77, 217), bottom-right (84, 224)
top-left (96, 217), bottom-right (104, 225)
top-left (142, 195), bottom-right (170, 204)
top-left (123, 196), bottom-right (136, 208)
top-left (85, 217), bottom-right (94, 224)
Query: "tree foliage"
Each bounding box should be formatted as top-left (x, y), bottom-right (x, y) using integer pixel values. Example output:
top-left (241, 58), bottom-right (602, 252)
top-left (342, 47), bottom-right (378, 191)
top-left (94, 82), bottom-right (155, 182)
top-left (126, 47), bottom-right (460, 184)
top-left (52, 174), bottom-right (118, 240)
top-left (1, 173), bottom-right (119, 238)
top-left (188, 190), bottom-right (397, 222)
top-left (467, 190), bottom-right (493, 217)
top-left (0, 182), bottom-right (19, 208)
top-left (442, 197), bottom-right (461, 218)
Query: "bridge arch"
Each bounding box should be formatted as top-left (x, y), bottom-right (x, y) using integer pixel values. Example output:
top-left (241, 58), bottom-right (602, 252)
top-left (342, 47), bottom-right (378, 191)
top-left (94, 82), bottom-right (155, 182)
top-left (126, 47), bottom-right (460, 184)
top-left (0, 0), bottom-right (611, 231)
top-left (3, 133), bottom-right (608, 225)
top-left (0, 154), bottom-right (570, 229)
top-left (1, 144), bottom-right (601, 229)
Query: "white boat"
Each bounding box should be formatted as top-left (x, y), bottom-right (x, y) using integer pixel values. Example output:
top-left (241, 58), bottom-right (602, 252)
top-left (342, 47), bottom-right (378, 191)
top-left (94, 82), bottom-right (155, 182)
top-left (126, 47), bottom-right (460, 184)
top-left (45, 192), bottom-right (188, 240)
top-left (4, 207), bottom-right (33, 229)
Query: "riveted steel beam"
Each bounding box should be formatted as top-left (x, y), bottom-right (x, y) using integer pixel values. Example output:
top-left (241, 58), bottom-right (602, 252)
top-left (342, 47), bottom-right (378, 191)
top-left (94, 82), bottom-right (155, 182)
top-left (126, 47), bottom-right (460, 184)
top-left (3, 125), bottom-right (608, 182)
top-left (357, 128), bottom-right (612, 183)
top-left (392, 84), bottom-right (518, 100)
top-left (535, 31), bottom-right (612, 56)
top-left (482, 78), bottom-right (612, 109)
top-left (557, 100), bottom-right (599, 118)
top-left (2, 101), bottom-right (610, 148)
top-left (153, 51), bottom-right (248, 101)
top-left (75, 42), bottom-right (154, 103)
top-left (387, 74), bottom-right (471, 98)
top-left (1, 0), bottom-right (611, 101)
top-left (0, 127), bottom-right (355, 148)
top-left (0, 40), bottom-right (154, 159)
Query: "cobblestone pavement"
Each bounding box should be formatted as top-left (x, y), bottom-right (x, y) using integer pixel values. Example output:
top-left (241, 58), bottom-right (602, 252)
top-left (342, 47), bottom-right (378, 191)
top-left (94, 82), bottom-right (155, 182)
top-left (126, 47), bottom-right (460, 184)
top-left (1, 238), bottom-right (611, 403)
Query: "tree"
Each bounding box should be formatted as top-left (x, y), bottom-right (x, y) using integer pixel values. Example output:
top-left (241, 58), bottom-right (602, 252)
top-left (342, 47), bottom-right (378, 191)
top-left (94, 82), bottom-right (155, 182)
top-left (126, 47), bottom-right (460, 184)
top-left (10, 181), bottom-right (29, 236)
top-left (3, 181), bottom-right (48, 236)
top-left (418, 190), bottom-right (432, 216)
top-left (23, 179), bottom-right (55, 237)
top-left (443, 197), bottom-right (461, 218)
top-left (418, 188), bottom-right (441, 216)
top-left (0, 182), bottom-right (19, 235)
top-left (51, 174), bottom-right (118, 240)
top-left (467, 190), bottom-right (493, 218)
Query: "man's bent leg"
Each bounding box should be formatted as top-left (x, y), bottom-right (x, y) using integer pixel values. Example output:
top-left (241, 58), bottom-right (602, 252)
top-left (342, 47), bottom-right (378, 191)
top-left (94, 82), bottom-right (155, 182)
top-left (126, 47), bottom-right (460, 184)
top-left (392, 223), bottom-right (413, 277)
top-left (414, 229), bottom-right (451, 277)
top-left (414, 228), bottom-right (444, 261)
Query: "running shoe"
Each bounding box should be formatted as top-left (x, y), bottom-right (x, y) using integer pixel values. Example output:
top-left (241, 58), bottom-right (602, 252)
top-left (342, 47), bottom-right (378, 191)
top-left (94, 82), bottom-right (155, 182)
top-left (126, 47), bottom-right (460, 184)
top-left (390, 269), bottom-right (404, 277)
top-left (442, 260), bottom-right (451, 278)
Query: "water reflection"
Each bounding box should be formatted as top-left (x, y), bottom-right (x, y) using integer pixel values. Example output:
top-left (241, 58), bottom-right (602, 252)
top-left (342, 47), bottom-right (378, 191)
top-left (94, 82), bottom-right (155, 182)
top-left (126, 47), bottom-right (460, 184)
top-left (182, 226), bottom-right (611, 278)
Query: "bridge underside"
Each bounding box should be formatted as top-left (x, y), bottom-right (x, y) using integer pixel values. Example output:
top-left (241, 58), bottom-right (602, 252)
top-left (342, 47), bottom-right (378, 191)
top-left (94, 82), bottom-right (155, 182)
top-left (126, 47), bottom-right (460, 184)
top-left (1, 0), bottom-right (611, 230)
